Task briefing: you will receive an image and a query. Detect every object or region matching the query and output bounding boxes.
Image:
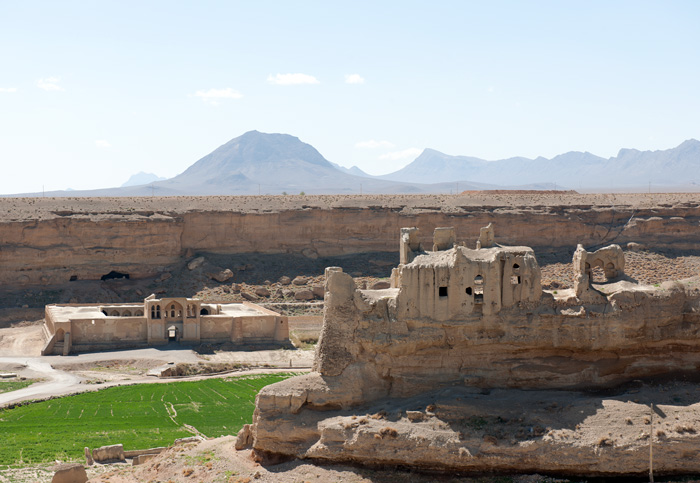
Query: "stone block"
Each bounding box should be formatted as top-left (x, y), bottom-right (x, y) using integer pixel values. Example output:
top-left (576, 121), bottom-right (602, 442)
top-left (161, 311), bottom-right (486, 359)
top-left (371, 281), bottom-right (391, 290)
top-left (210, 268), bottom-right (233, 282)
top-left (52, 463), bottom-right (87, 483)
top-left (312, 285), bottom-right (325, 298)
top-left (187, 256), bottom-right (206, 270)
top-left (294, 289), bottom-right (314, 301)
top-left (92, 444), bottom-right (125, 463)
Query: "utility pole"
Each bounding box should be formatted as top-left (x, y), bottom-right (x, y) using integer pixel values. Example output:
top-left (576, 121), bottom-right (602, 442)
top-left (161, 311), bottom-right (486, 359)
top-left (649, 403), bottom-right (654, 483)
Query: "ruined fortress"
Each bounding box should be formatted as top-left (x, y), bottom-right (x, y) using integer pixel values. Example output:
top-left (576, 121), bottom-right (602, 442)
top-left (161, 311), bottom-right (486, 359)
top-left (244, 225), bottom-right (700, 475)
top-left (42, 296), bottom-right (288, 355)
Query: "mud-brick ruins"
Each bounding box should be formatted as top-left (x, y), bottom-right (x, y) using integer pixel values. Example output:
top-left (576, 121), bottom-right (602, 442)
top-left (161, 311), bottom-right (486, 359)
top-left (42, 295), bottom-right (288, 355)
top-left (242, 225), bottom-right (700, 475)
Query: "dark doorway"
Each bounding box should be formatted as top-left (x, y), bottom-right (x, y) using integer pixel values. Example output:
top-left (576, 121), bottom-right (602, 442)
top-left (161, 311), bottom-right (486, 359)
top-left (101, 271), bottom-right (130, 281)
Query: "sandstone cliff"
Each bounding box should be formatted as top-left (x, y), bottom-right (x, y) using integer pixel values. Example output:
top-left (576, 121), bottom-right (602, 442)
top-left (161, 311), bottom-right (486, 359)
top-left (1, 193), bottom-right (699, 289)
top-left (245, 225), bottom-right (700, 475)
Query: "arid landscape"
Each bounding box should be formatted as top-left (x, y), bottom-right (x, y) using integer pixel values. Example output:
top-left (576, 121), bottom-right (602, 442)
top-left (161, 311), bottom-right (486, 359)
top-left (5, 1), bottom-right (700, 480)
top-left (1, 192), bottom-right (700, 482)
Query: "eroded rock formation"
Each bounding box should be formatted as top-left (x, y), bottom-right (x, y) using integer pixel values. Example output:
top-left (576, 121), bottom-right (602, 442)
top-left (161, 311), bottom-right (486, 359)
top-left (246, 225), bottom-right (700, 476)
top-left (1, 194), bottom-right (700, 289)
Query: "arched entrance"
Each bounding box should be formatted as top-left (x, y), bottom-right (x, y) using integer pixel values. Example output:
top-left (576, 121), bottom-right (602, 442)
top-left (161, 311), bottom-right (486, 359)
top-left (167, 325), bottom-right (179, 342)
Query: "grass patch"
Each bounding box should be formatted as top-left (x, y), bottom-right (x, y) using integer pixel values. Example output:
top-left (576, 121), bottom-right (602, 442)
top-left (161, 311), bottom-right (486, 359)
top-left (0, 379), bottom-right (34, 394)
top-left (0, 373), bottom-right (297, 466)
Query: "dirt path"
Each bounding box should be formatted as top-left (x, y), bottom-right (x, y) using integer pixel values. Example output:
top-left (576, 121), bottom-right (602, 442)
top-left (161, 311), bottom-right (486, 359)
top-left (0, 325), bottom-right (45, 356)
top-left (0, 333), bottom-right (313, 407)
top-left (0, 357), bottom-right (81, 406)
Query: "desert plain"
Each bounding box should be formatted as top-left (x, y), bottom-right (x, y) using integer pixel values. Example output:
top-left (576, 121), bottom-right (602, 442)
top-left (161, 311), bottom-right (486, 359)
top-left (2, 192), bottom-right (700, 482)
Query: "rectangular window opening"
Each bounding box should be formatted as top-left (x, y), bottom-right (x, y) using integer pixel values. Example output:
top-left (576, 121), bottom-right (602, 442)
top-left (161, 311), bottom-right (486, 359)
top-left (439, 286), bottom-right (448, 297)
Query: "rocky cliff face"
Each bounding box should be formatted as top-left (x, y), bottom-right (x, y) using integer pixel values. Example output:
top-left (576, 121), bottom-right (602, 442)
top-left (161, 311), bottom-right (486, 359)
top-left (245, 229), bottom-right (700, 475)
top-left (0, 194), bottom-right (699, 289)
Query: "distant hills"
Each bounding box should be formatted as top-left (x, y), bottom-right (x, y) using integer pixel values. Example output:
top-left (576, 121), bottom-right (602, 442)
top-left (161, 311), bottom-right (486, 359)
top-left (5, 131), bottom-right (700, 197)
top-left (121, 172), bottom-right (166, 187)
top-left (382, 139), bottom-right (700, 189)
top-left (150, 131), bottom-right (485, 195)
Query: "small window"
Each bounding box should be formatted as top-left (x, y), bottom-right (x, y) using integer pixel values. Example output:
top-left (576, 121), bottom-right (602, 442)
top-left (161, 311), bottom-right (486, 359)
top-left (438, 286), bottom-right (448, 297)
top-left (474, 275), bottom-right (484, 296)
top-left (69, 275), bottom-right (78, 282)
top-left (511, 275), bottom-right (521, 285)
top-left (465, 287), bottom-right (473, 295)
top-left (513, 263), bottom-right (520, 271)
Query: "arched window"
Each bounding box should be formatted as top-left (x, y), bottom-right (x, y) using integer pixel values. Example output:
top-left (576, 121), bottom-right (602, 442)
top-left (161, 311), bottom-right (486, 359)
top-left (110, 310), bottom-right (119, 317)
top-left (156, 305), bottom-right (161, 319)
top-left (122, 310), bottom-right (132, 317)
top-left (171, 305), bottom-right (176, 318)
top-left (200, 308), bottom-right (209, 316)
top-left (135, 309), bottom-right (144, 316)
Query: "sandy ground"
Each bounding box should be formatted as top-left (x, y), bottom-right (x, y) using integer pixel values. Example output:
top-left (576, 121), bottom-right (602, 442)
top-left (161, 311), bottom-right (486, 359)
top-left (0, 440), bottom-right (560, 483)
top-left (1, 192), bottom-right (699, 222)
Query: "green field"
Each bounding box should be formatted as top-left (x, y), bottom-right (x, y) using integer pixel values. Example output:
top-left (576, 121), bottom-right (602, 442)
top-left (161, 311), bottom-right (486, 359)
top-left (0, 373), bottom-right (295, 466)
top-left (0, 380), bottom-right (34, 394)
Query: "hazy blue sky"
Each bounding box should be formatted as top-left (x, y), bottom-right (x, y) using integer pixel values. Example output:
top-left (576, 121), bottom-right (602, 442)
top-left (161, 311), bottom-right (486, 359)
top-left (1, 1), bottom-right (698, 194)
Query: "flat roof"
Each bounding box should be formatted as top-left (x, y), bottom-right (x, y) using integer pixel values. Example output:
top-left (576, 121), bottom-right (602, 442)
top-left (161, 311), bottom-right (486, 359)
top-left (218, 303), bottom-right (270, 317)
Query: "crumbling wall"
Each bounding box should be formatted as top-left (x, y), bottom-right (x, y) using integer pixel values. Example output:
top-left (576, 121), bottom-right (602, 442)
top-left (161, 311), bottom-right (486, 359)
top-left (573, 244), bottom-right (625, 297)
top-left (397, 246), bottom-right (541, 320)
top-left (248, 225), bottom-right (700, 474)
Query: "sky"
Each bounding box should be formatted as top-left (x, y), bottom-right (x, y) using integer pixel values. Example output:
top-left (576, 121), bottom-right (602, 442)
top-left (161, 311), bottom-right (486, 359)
top-left (1, 1), bottom-right (699, 194)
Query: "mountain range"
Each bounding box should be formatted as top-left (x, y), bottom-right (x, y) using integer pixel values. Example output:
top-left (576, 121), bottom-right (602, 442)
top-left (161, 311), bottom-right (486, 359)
top-left (6, 131), bottom-right (700, 196)
top-left (380, 139), bottom-right (700, 189)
